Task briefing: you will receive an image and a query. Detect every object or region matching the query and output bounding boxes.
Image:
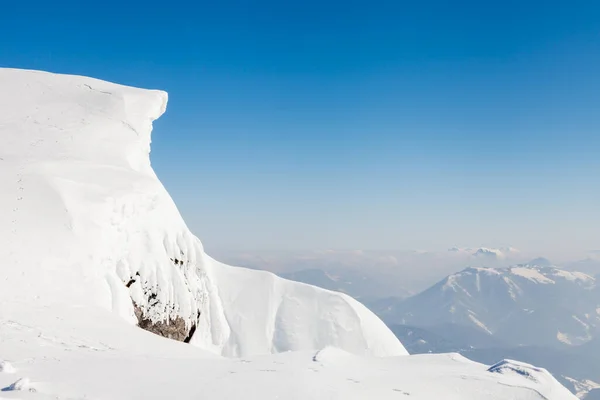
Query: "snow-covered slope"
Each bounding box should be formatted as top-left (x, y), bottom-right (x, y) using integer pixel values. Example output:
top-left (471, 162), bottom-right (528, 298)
top-left (0, 311), bottom-right (576, 400)
top-left (0, 68), bottom-right (576, 399)
top-left (0, 68), bottom-right (405, 358)
top-left (375, 261), bottom-right (600, 348)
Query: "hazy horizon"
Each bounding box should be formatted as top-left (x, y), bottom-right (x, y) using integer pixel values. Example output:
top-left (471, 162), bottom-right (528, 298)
top-left (3, 1), bottom-right (599, 257)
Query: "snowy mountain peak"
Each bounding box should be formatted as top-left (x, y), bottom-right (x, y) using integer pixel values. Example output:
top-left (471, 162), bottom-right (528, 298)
top-left (447, 246), bottom-right (520, 261)
top-left (377, 263), bottom-right (600, 347)
top-left (444, 263), bottom-right (595, 288)
top-left (487, 359), bottom-right (550, 384)
top-left (472, 247), bottom-right (520, 259)
top-left (508, 264), bottom-right (596, 286)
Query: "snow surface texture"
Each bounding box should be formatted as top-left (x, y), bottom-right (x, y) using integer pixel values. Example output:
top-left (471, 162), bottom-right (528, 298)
top-left (0, 68), bottom-right (404, 359)
top-left (0, 361), bottom-right (15, 374)
top-left (0, 68), bottom-right (576, 399)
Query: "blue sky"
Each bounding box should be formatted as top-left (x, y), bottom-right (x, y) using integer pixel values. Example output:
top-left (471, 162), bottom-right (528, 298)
top-left (2, 1), bottom-right (599, 256)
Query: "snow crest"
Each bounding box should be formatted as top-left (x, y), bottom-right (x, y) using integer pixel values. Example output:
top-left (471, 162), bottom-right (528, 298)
top-left (0, 68), bottom-right (406, 358)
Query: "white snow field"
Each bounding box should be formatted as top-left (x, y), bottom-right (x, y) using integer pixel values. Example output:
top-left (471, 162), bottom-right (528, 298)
top-left (0, 68), bottom-right (576, 399)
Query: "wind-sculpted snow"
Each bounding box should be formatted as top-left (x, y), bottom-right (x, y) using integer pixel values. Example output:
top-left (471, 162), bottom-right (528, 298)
top-left (0, 68), bottom-right (576, 399)
top-left (208, 257), bottom-right (403, 356)
top-left (0, 309), bottom-right (577, 399)
top-left (0, 68), bottom-right (406, 357)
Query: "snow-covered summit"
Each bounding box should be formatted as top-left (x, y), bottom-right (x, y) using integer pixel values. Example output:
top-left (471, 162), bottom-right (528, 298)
top-left (447, 246), bottom-right (521, 262)
top-left (375, 261), bottom-right (600, 347)
top-left (0, 68), bottom-right (405, 358)
top-left (472, 246), bottom-right (520, 259)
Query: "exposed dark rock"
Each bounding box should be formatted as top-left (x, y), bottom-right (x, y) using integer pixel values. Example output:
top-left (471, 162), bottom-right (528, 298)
top-left (169, 258), bottom-right (185, 266)
top-left (133, 304), bottom-right (197, 343)
top-left (126, 257), bottom-right (198, 343)
top-left (124, 272), bottom-right (140, 288)
top-left (184, 323), bottom-right (196, 343)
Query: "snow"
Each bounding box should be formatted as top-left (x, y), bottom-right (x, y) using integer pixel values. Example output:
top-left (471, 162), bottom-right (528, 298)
top-left (474, 247), bottom-right (504, 258)
top-left (468, 311), bottom-right (493, 335)
top-left (487, 359), bottom-right (567, 396)
top-left (0, 68), bottom-right (577, 399)
top-left (508, 265), bottom-right (594, 287)
top-left (204, 256), bottom-right (404, 356)
top-left (467, 267), bottom-right (502, 275)
top-left (0, 312), bottom-right (577, 399)
top-left (572, 315), bottom-right (590, 329)
top-left (511, 267), bottom-right (556, 284)
top-left (442, 274), bottom-right (473, 297)
top-left (0, 68), bottom-right (405, 359)
top-left (472, 247), bottom-right (520, 259)
top-left (571, 315), bottom-right (593, 342)
top-left (0, 361), bottom-right (15, 374)
top-left (557, 331), bottom-right (573, 345)
top-left (553, 269), bottom-right (595, 283)
top-left (563, 377), bottom-right (600, 398)
top-left (503, 276), bottom-right (524, 300)
top-left (448, 247), bottom-right (520, 259)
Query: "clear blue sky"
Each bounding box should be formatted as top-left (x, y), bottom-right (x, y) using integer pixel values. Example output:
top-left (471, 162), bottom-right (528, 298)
top-left (2, 1), bottom-right (599, 256)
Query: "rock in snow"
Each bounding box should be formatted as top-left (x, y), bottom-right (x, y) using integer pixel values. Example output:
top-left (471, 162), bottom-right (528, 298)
top-left (0, 68), bottom-right (576, 399)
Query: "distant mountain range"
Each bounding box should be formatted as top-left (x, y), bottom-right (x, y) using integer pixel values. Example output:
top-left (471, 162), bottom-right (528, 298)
top-left (566, 257), bottom-right (600, 277)
top-left (267, 256), bottom-right (600, 398)
top-left (219, 246), bottom-right (532, 299)
top-left (375, 260), bottom-right (600, 398)
top-left (448, 246), bottom-right (521, 260)
top-left (372, 259), bottom-right (600, 348)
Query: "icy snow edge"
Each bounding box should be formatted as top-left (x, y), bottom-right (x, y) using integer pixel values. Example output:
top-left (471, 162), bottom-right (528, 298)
top-left (0, 68), bottom-right (407, 358)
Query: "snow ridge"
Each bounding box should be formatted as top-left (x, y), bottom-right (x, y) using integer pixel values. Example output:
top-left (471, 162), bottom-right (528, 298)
top-left (0, 68), bottom-right (406, 358)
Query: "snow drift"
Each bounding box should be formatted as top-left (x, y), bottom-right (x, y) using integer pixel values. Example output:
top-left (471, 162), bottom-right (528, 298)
top-left (0, 68), bottom-right (406, 358)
